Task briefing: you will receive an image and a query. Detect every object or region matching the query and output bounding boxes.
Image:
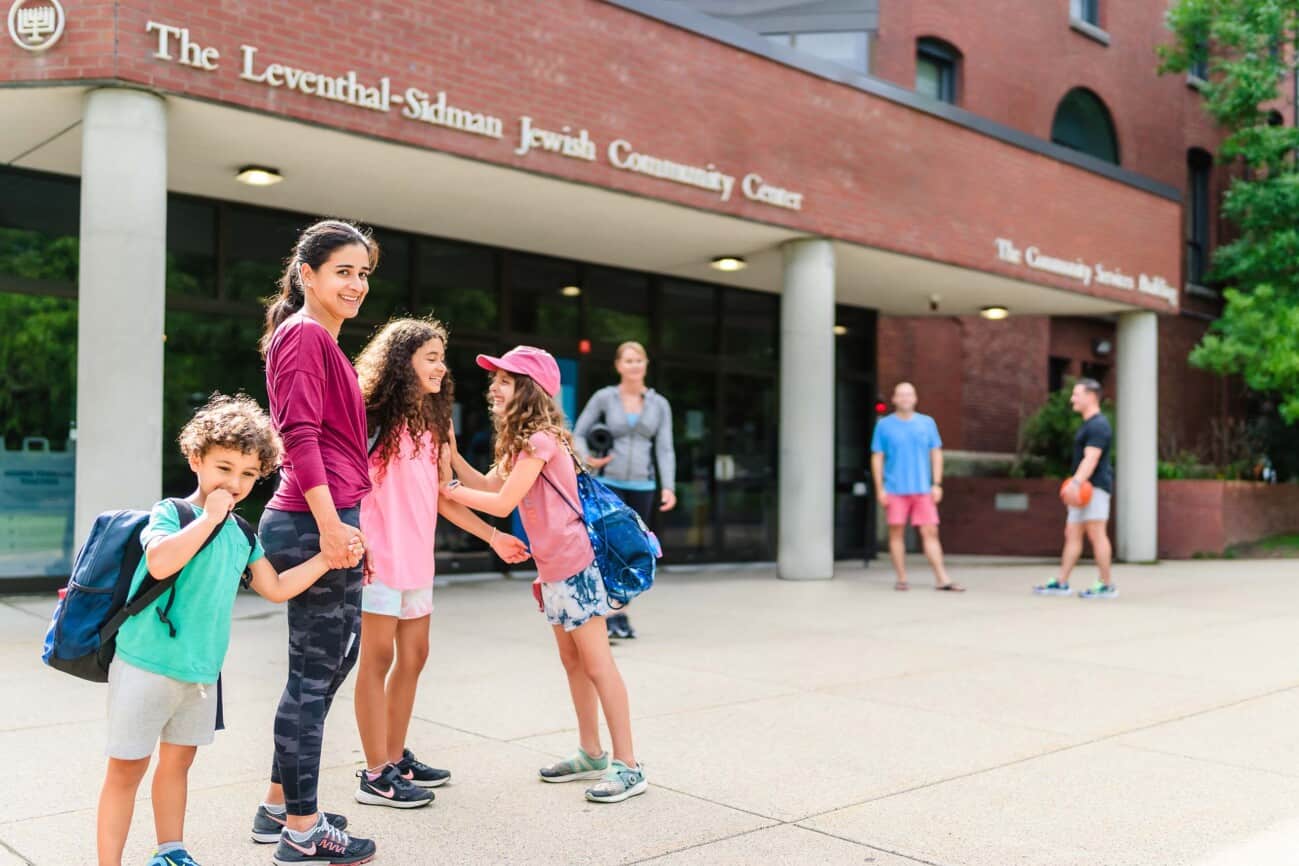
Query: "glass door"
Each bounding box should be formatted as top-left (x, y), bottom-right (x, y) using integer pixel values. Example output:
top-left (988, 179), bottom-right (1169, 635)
top-left (716, 374), bottom-right (777, 560)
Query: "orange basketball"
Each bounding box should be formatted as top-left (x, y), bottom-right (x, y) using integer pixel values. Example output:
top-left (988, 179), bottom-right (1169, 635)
top-left (1060, 479), bottom-right (1094, 507)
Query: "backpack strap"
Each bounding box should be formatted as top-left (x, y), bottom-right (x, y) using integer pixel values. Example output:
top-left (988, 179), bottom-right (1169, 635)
top-left (539, 470), bottom-right (584, 522)
top-left (231, 513), bottom-right (258, 589)
top-left (101, 499), bottom-right (231, 642)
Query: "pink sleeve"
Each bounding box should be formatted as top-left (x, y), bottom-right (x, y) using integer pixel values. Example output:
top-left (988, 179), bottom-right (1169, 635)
top-left (527, 432), bottom-right (557, 464)
top-left (268, 329), bottom-right (331, 495)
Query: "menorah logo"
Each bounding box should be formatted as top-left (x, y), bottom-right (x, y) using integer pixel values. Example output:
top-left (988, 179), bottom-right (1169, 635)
top-left (7, 0), bottom-right (65, 52)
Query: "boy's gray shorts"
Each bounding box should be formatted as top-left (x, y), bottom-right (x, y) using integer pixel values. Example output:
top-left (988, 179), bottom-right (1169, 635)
top-left (106, 658), bottom-right (217, 759)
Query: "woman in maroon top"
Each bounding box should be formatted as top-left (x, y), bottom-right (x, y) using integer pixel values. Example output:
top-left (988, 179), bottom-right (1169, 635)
top-left (249, 220), bottom-right (380, 866)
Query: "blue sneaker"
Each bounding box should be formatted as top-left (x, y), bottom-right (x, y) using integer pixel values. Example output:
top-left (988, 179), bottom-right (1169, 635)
top-left (1079, 582), bottom-right (1118, 599)
top-left (147, 849), bottom-right (201, 866)
top-left (584, 760), bottom-right (647, 803)
top-left (1033, 580), bottom-right (1072, 596)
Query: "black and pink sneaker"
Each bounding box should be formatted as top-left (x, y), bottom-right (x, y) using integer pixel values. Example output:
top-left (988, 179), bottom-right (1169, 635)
top-left (397, 748), bottom-right (451, 788)
top-left (272, 815), bottom-right (375, 865)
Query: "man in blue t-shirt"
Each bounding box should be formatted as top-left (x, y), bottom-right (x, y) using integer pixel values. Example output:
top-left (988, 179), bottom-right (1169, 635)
top-left (870, 383), bottom-right (964, 592)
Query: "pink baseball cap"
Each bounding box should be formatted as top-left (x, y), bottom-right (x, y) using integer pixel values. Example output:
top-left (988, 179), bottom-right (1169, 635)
top-left (476, 346), bottom-right (562, 397)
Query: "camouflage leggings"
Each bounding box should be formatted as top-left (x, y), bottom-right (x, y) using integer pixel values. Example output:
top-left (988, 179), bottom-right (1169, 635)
top-left (261, 506), bottom-right (363, 816)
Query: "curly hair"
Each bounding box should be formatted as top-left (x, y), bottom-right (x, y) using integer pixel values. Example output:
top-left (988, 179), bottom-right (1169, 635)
top-left (354, 317), bottom-right (453, 477)
top-left (492, 372), bottom-right (576, 476)
top-left (178, 393), bottom-right (282, 477)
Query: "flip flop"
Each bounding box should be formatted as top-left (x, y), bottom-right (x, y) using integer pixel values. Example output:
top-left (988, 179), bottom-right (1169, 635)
top-left (935, 583), bottom-right (966, 592)
top-left (894, 582), bottom-right (910, 591)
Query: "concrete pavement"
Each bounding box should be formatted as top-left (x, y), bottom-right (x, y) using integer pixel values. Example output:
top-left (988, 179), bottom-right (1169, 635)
top-left (2, 557), bottom-right (1299, 865)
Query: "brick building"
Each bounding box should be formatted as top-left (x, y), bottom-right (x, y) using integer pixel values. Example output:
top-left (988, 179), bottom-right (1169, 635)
top-left (0, 0), bottom-right (1218, 580)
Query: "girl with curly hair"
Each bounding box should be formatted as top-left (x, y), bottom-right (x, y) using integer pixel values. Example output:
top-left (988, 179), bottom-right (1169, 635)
top-left (441, 346), bottom-right (647, 805)
top-left (351, 319), bottom-right (528, 810)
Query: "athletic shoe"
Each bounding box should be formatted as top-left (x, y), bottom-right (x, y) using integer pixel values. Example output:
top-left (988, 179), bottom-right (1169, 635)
top-left (146, 849), bottom-right (201, 866)
top-left (397, 748), bottom-right (451, 788)
top-left (1033, 580), bottom-right (1072, 596)
top-left (608, 613), bottom-right (636, 639)
top-left (1079, 582), bottom-right (1119, 599)
top-left (584, 760), bottom-right (648, 804)
top-left (251, 806), bottom-right (348, 844)
top-left (354, 764), bottom-right (433, 808)
top-left (538, 747), bottom-right (609, 783)
top-left (272, 816), bottom-right (376, 865)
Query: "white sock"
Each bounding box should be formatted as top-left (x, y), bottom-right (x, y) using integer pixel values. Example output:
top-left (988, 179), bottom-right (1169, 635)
top-left (285, 815), bottom-right (324, 842)
top-left (262, 801), bottom-right (286, 815)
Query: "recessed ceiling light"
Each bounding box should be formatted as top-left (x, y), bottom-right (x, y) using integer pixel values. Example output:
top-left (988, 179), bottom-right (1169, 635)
top-left (980, 305), bottom-right (1009, 320)
top-left (710, 256), bottom-right (747, 272)
top-left (560, 285), bottom-right (582, 297)
top-left (236, 165), bottom-right (283, 186)
top-left (833, 325), bottom-right (848, 336)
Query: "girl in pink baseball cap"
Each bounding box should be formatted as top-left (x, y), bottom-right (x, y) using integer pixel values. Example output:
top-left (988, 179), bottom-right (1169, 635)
top-left (441, 346), bottom-right (647, 804)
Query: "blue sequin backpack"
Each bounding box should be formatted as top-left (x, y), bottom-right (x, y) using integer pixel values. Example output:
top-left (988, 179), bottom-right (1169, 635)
top-left (541, 447), bottom-right (662, 608)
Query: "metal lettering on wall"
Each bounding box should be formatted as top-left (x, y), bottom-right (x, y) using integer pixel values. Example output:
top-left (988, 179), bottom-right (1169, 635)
top-left (994, 238), bottom-right (1178, 308)
top-left (142, 19), bottom-right (805, 212)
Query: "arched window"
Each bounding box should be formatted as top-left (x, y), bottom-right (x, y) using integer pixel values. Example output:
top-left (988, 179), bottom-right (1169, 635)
top-left (916, 37), bottom-right (960, 104)
top-left (1051, 88), bottom-right (1119, 164)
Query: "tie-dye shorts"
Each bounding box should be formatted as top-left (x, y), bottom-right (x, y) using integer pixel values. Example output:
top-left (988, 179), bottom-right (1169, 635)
top-left (539, 561), bottom-right (613, 632)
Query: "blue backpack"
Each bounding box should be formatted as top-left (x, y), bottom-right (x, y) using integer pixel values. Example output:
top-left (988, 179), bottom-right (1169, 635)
top-left (543, 454), bottom-right (662, 608)
top-left (41, 498), bottom-right (255, 683)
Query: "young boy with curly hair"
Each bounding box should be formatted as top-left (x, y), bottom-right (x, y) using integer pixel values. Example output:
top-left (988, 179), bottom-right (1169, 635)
top-left (96, 394), bottom-right (363, 866)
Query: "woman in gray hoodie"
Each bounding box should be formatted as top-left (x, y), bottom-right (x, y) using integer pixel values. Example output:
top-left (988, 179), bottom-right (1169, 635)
top-left (573, 341), bottom-right (676, 639)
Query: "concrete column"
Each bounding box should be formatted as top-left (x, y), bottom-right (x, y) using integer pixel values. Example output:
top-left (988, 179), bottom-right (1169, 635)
top-left (74, 88), bottom-right (168, 541)
top-left (778, 238), bottom-right (835, 580)
top-left (1116, 310), bottom-right (1158, 562)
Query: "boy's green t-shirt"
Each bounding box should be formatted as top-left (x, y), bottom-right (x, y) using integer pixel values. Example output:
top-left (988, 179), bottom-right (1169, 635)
top-left (115, 499), bottom-right (265, 684)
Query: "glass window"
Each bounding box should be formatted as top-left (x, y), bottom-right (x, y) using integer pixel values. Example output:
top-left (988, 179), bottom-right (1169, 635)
top-left (654, 364), bottom-right (716, 561)
top-left (916, 38), bottom-right (959, 104)
top-left (166, 197), bottom-right (217, 298)
top-left (722, 289), bottom-right (777, 364)
top-left (161, 311), bottom-right (272, 513)
top-left (360, 229), bottom-right (412, 325)
top-left (417, 239), bottom-right (497, 333)
top-left (0, 169), bottom-right (79, 287)
top-left (587, 266), bottom-right (649, 348)
top-left (0, 169), bottom-right (79, 578)
top-left (1186, 149), bottom-right (1212, 286)
top-left (1070, 0), bottom-right (1099, 26)
top-left (660, 279), bottom-right (718, 355)
top-left (835, 305), bottom-right (876, 375)
top-left (506, 252), bottom-right (579, 338)
top-left (223, 207), bottom-right (304, 303)
top-left (1051, 87), bottom-right (1119, 164)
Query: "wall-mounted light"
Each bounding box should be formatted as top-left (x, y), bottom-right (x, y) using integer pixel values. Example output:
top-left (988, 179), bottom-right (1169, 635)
top-left (833, 325), bottom-right (849, 336)
top-left (1092, 338), bottom-right (1114, 356)
top-left (236, 165), bottom-right (283, 186)
top-left (980, 305), bottom-right (1009, 320)
top-left (560, 285), bottom-right (582, 298)
top-left (710, 256), bottom-right (747, 272)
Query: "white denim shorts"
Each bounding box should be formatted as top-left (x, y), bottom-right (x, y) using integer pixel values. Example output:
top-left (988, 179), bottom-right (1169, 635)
top-left (106, 658), bottom-right (217, 759)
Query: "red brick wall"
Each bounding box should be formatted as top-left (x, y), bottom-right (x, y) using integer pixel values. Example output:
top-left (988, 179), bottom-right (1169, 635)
top-left (942, 477), bottom-right (1299, 558)
top-left (1158, 314), bottom-right (1236, 457)
top-left (878, 315), bottom-right (1047, 452)
top-left (872, 0), bottom-right (1229, 295)
top-left (0, 0), bottom-right (1180, 310)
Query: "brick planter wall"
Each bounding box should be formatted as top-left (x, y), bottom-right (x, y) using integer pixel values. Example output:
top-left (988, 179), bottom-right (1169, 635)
top-left (939, 477), bottom-right (1299, 559)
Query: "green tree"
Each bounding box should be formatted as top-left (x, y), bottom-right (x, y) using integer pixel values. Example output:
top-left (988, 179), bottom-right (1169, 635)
top-left (1161, 1), bottom-right (1299, 419)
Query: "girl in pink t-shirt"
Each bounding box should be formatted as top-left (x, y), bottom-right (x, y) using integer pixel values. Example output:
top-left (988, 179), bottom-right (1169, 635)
top-left (442, 346), bottom-right (647, 805)
top-left (351, 319), bottom-right (529, 809)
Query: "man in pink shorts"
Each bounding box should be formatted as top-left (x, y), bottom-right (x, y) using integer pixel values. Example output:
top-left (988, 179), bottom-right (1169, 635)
top-left (870, 383), bottom-right (964, 591)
